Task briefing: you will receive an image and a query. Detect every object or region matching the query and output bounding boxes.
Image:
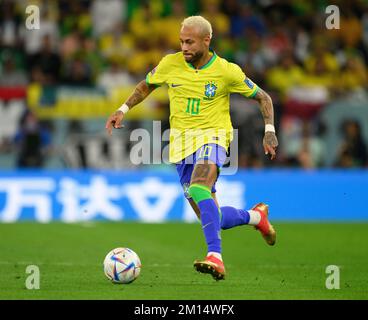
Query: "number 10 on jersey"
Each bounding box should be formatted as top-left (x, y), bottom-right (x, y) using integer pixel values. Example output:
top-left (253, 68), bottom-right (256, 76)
top-left (186, 98), bottom-right (200, 115)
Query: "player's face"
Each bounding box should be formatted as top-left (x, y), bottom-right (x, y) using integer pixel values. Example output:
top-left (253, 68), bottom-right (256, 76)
top-left (180, 26), bottom-right (210, 64)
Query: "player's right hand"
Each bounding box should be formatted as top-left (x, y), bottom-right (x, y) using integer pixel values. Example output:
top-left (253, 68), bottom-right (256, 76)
top-left (105, 110), bottom-right (124, 136)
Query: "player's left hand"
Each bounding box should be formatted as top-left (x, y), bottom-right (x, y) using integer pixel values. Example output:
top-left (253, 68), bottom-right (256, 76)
top-left (105, 110), bottom-right (125, 136)
top-left (263, 132), bottom-right (278, 160)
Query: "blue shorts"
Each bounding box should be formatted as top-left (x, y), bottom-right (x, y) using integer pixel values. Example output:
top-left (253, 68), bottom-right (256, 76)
top-left (175, 144), bottom-right (227, 199)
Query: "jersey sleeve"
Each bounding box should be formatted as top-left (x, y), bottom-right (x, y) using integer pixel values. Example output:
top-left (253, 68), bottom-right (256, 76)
top-left (227, 63), bottom-right (259, 98)
top-left (145, 55), bottom-right (170, 87)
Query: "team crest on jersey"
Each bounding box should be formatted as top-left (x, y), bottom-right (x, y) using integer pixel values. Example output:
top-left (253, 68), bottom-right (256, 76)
top-left (204, 81), bottom-right (217, 100)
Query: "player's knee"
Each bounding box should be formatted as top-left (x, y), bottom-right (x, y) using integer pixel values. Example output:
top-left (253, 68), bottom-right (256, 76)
top-left (188, 184), bottom-right (212, 204)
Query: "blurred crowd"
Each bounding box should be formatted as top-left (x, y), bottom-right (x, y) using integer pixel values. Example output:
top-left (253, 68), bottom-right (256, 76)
top-left (0, 0), bottom-right (367, 169)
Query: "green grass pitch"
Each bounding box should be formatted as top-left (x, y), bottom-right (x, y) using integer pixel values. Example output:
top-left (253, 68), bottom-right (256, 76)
top-left (0, 222), bottom-right (367, 300)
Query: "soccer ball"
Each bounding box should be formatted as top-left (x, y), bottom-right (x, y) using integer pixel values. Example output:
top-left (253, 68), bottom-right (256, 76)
top-left (103, 247), bottom-right (141, 284)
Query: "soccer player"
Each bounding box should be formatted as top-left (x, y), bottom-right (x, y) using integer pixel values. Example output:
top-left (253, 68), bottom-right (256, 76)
top-left (105, 16), bottom-right (278, 281)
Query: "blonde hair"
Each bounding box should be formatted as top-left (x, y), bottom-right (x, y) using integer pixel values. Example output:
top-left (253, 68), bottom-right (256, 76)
top-left (181, 16), bottom-right (213, 39)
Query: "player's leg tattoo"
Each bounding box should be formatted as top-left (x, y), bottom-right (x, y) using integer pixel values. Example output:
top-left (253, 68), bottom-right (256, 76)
top-left (190, 161), bottom-right (218, 188)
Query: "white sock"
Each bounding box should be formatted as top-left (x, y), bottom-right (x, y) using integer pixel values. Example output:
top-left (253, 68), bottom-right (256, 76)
top-left (248, 210), bottom-right (261, 226)
top-left (207, 252), bottom-right (222, 261)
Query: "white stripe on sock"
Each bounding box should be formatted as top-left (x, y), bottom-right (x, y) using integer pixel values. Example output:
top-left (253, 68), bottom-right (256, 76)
top-left (207, 252), bottom-right (222, 261)
top-left (248, 210), bottom-right (261, 225)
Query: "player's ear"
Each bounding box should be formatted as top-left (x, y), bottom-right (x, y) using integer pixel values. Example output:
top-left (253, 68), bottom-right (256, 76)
top-left (204, 34), bottom-right (211, 46)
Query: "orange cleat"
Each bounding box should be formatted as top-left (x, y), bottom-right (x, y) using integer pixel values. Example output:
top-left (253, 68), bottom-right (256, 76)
top-left (252, 202), bottom-right (276, 246)
top-left (193, 255), bottom-right (226, 281)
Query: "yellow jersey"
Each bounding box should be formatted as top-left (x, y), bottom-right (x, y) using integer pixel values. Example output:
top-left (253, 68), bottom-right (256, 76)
top-left (145, 50), bottom-right (259, 163)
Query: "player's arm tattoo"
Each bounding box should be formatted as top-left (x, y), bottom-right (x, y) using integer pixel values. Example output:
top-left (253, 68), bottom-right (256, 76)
top-left (125, 80), bottom-right (157, 109)
top-left (253, 88), bottom-right (279, 149)
top-left (106, 80), bottom-right (157, 134)
top-left (253, 88), bottom-right (274, 126)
